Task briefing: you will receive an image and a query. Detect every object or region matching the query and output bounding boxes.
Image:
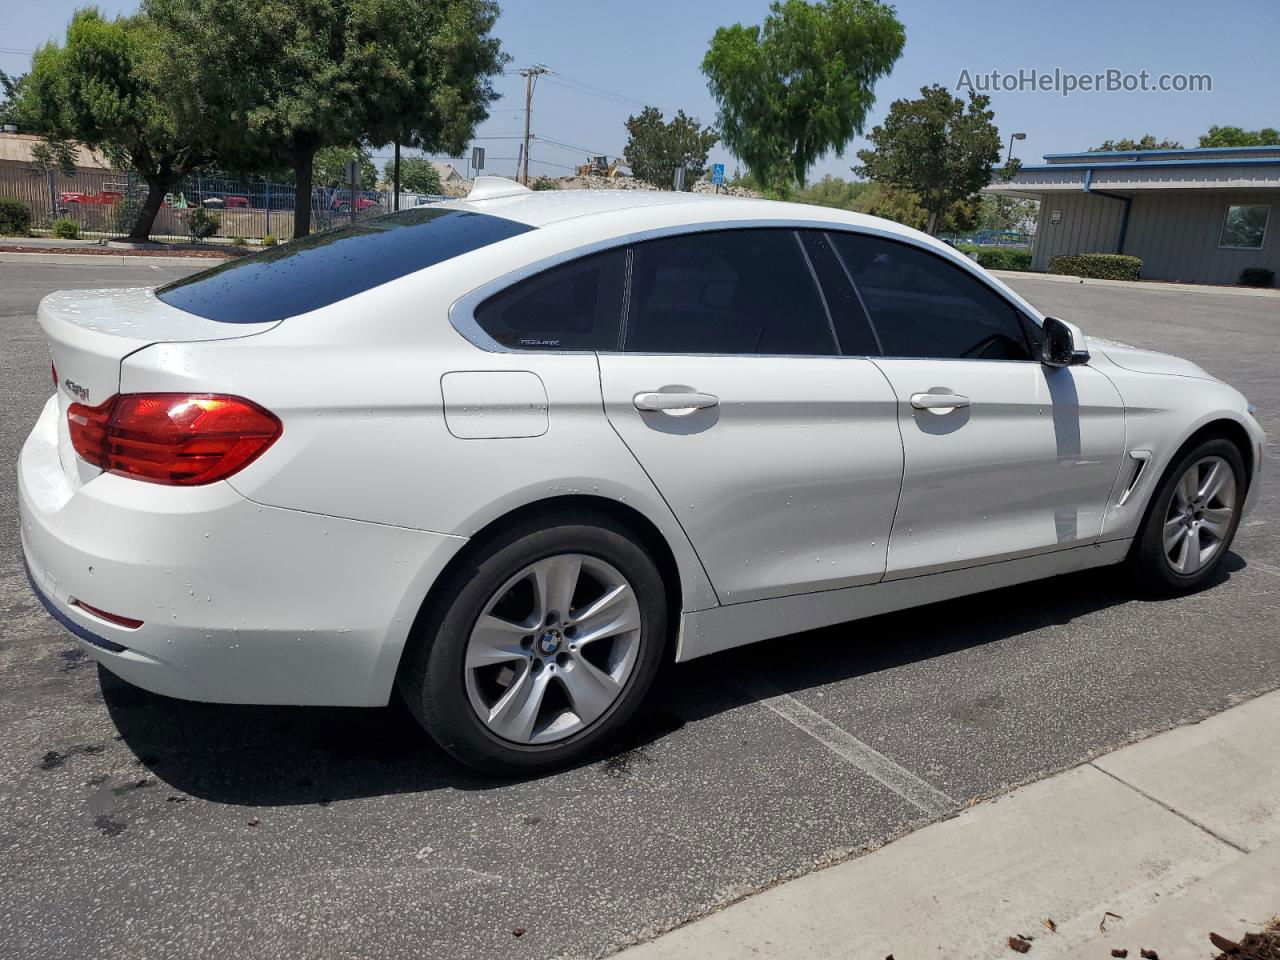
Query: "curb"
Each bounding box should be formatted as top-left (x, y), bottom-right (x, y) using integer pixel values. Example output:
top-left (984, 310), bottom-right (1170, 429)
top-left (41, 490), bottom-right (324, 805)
top-left (0, 252), bottom-right (222, 268)
top-left (996, 269), bottom-right (1280, 298)
top-left (616, 688), bottom-right (1280, 959)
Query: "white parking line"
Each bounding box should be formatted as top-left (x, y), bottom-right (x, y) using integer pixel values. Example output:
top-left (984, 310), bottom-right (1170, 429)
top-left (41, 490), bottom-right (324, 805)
top-left (737, 677), bottom-right (955, 816)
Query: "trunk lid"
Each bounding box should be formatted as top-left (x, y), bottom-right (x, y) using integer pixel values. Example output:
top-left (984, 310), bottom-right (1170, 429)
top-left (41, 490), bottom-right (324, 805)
top-left (39, 286), bottom-right (278, 487)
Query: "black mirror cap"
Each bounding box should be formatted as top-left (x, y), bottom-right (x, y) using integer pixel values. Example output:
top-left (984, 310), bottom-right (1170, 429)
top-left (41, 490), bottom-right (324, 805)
top-left (1041, 315), bottom-right (1090, 368)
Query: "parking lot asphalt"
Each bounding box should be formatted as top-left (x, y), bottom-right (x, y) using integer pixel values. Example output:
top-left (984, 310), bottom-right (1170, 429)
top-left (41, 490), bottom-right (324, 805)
top-left (1, 261), bottom-right (1277, 960)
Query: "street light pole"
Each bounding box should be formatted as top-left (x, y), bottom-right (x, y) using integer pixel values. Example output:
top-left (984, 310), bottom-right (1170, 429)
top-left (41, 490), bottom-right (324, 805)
top-left (1006, 131), bottom-right (1026, 166)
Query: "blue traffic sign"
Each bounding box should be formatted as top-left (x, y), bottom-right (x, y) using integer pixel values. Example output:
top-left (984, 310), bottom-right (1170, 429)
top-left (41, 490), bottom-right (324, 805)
top-left (711, 163), bottom-right (725, 185)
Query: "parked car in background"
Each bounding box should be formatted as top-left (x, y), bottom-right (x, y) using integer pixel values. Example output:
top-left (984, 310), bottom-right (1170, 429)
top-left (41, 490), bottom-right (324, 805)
top-left (323, 186), bottom-right (384, 213)
top-left (19, 178), bottom-right (1264, 775)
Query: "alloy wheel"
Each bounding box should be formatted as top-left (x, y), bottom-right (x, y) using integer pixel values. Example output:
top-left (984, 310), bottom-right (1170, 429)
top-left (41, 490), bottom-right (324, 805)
top-left (1162, 455), bottom-right (1236, 576)
top-left (464, 553), bottom-right (642, 745)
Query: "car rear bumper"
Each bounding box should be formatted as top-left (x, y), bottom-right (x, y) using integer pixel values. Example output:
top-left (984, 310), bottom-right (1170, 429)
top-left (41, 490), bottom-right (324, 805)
top-left (19, 396), bottom-right (466, 706)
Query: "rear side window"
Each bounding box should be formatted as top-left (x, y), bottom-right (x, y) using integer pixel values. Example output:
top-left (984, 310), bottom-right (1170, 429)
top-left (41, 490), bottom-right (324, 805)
top-left (624, 229), bottom-right (837, 356)
top-left (474, 249), bottom-right (626, 350)
top-left (829, 232), bottom-right (1033, 361)
top-left (157, 208), bottom-right (534, 324)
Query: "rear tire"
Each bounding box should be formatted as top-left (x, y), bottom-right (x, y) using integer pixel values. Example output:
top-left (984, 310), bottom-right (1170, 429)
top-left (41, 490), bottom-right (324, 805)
top-left (1128, 438), bottom-right (1245, 594)
top-left (398, 515), bottom-right (667, 776)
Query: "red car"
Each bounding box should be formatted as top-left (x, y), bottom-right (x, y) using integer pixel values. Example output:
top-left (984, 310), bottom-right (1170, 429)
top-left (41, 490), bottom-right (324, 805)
top-left (58, 189), bottom-right (124, 206)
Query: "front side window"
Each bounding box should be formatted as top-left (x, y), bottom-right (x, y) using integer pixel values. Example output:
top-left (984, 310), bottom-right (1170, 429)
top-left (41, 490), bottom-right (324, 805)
top-left (474, 249), bottom-right (626, 350)
top-left (829, 232), bottom-right (1033, 361)
top-left (1220, 204), bottom-right (1270, 249)
top-left (623, 229), bottom-right (837, 356)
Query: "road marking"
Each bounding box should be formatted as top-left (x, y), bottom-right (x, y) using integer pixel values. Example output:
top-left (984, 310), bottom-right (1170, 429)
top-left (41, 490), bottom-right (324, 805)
top-left (737, 677), bottom-right (955, 815)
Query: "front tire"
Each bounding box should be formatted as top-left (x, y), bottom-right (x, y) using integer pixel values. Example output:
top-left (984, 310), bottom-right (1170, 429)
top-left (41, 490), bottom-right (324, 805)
top-left (1129, 438), bottom-right (1245, 594)
top-left (398, 516), bottom-right (668, 775)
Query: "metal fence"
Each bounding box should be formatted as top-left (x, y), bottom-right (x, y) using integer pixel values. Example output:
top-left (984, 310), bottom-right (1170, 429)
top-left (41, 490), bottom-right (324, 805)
top-left (939, 229), bottom-right (1034, 248)
top-left (0, 166), bottom-right (443, 241)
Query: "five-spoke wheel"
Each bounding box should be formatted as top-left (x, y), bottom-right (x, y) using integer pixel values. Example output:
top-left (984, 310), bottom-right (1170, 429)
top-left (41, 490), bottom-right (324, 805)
top-left (465, 554), bottom-right (642, 744)
top-left (397, 514), bottom-right (666, 775)
top-left (1131, 438), bottom-right (1245, 593)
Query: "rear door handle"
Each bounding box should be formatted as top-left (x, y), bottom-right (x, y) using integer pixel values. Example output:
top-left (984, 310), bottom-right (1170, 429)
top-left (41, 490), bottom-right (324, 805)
top-left (633, 391), bottom-right (720, 414)
top-left (910, 392), bottom-right (970, 414)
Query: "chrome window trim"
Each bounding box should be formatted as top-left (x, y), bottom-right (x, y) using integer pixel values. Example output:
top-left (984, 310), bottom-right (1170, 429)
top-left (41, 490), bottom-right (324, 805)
top-left (448, 217), bottom-right (1041, 355)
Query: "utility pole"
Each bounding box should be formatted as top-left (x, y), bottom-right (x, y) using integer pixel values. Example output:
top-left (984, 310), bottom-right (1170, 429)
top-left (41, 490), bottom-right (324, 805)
top-left (519, 65), bottom-right (548, 185)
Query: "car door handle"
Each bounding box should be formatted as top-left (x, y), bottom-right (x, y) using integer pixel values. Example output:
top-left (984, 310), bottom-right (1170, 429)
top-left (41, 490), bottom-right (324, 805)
top-left (910, 392), bottom-right (970, 413)
top-left (633, 391), bottom-right (720, 414)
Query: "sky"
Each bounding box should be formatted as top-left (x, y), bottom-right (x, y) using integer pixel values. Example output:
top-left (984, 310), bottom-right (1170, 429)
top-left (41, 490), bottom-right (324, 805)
top-left (4, 0), bottom-right (1279, 183)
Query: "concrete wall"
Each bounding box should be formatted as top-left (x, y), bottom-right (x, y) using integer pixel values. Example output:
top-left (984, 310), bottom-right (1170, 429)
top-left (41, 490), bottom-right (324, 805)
top-left (1031, 189), bottom-right (1279, 286)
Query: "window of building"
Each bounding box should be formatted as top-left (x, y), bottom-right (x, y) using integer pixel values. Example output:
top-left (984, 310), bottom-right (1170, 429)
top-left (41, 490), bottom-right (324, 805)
top-left (1219, 204), bottom-right (1270, 249)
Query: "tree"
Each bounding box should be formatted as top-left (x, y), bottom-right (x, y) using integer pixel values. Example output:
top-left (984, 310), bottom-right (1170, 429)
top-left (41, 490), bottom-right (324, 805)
top-left (855, 85), bottom-right (1002, 235)
top-left (792, 174), bottom-right (875, 210)
top-left (702, 0), bottom-right (904, 189)
top-left (1089, 136), bottom-right (1182, 151)
top-left (357, 0), bottom-right (505, 205)
top-left (0, 70), bottom-right (20, 126)
top-left (1199, 125), bottom-right (1280, 147)
top-left (623, 107), bottom-right (718, 189)
top-left (145, 0), bottom-right (505, 237)
top-left (313, 146), bottom-right (377, 189)
top-left (14, 9), bottom-right (214, 240)
top-left (384, 155), bottom-right (443, 194)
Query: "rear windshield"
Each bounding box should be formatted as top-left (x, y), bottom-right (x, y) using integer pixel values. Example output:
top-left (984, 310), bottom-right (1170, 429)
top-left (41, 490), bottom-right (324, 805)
top-left (156, 207), bottom-right (534, 323)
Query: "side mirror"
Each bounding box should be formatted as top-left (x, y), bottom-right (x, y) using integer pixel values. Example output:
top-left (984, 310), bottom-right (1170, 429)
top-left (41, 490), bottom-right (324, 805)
top-left (1041, 316), bottom-right (1090, 368)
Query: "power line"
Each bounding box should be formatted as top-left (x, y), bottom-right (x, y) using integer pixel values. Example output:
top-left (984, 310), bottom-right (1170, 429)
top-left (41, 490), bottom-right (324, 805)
top-left (543, 71), bottom-right (649, 110)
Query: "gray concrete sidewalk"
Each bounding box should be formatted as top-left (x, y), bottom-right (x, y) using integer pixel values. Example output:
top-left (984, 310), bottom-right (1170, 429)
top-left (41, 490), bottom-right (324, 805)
top-left (991, 269), bottom-right (1280, 299)
top-left (615, 690), bottom-right (1280, 960)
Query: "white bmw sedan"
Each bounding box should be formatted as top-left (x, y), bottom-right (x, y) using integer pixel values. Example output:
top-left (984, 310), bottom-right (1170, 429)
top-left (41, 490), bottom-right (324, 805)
top-left (20, 178), bottom-right (1264, 773)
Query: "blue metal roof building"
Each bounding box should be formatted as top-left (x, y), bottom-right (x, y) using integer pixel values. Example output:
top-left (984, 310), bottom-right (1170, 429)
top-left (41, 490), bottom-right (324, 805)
top-left (986, 146), bottom-right (1280, 286)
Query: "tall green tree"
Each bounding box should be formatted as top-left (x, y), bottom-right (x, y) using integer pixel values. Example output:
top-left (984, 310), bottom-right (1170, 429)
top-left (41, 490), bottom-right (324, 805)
top-left (1089, 136), bottom-right (1182, 151)
top-left (384, 155), bottom-right (443, 194)
top-left (146, 0), bottom-right (504, 237)
top-left (359, 0), bottom-right (505, 203)
top-left (14, 9), bottom-right (214, 240)
top-left (702, 0), bottom-right (904, 189)
top-left (623, 107), bottom-right (718, 189)
top-left (855, 85), bottom-right (1001, 235)
top-left (1198, 125), bottom-right (1280, 147)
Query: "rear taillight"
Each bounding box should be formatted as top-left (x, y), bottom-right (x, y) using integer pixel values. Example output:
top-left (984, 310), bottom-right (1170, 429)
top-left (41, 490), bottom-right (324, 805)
top-left (70, 598), bottom-right (144, 630)
top-left (68, 393), bottom-right (282, 486)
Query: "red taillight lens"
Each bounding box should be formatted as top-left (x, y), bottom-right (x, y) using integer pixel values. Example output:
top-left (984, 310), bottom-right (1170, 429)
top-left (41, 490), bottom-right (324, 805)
top-left (70, 598), bottom-right (144, 629)
top-left (67, 393), bottom-right (282, 486)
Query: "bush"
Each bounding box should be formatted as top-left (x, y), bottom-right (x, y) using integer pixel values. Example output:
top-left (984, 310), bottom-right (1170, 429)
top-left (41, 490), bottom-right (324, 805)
top-left (1239, 267), bottom-right (1275, 288)
top-left (186, 206), bottom-right (221, 241)
top-left (1050, 253), bottom-right (1142, 281)
top-left (51, 218), bottom-right (81, 240)
top-left (261, 234), bottom-right (278, 247)
top-left (531, 177), bottom-right (558, 191)
top-left (969, 248), bottom-right (1032, 271)
top-left (0, 197), bottom-right (32, 236)
top-left (231, 235), bottom-right (247, 247)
